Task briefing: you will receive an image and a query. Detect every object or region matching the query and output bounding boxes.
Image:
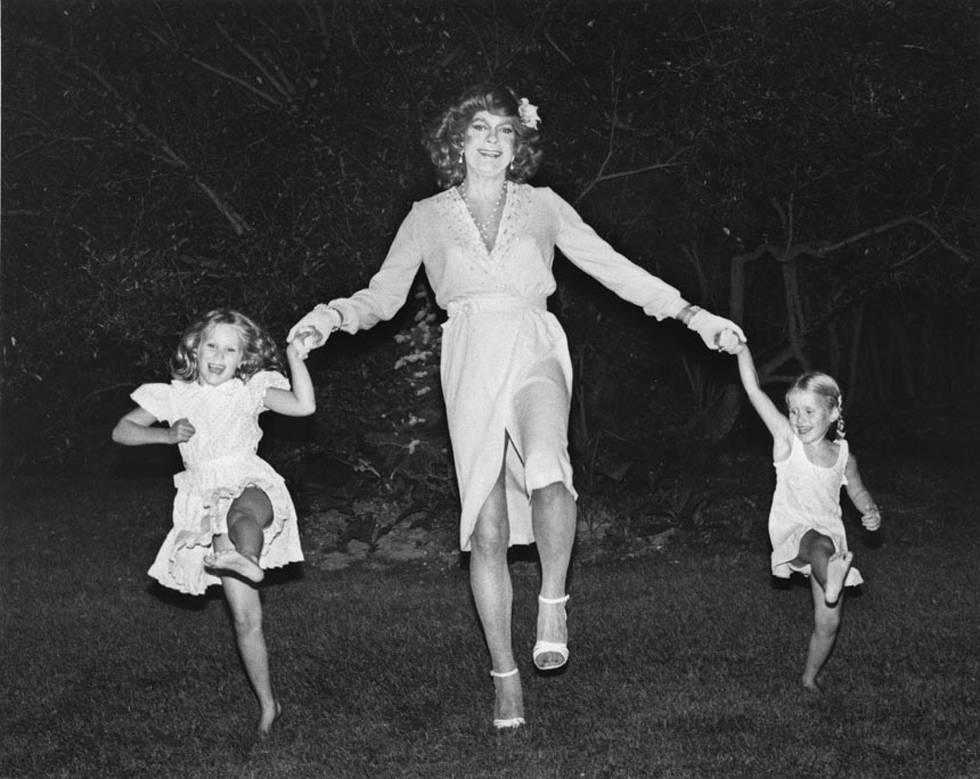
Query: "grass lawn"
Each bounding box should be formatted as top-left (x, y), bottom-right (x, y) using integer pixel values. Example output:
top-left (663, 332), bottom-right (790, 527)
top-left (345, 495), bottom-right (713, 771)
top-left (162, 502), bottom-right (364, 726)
top-left (2, 437), bottom-right (978, 778)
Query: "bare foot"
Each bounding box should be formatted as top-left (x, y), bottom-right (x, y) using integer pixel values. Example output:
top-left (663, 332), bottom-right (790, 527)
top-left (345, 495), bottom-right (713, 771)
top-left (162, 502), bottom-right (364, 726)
top-left (533, 595), bottom-right (569, 671)
top-left (490, 670), bottom-right (525, 730)
top-left (204, 549), bottom-right (264, 583)
top-left (802, 678), bottom-right (822, 694)
top-left (823, 551), bottom-right (853, 605)
top-left (258, 700), bottom-right (282, 738)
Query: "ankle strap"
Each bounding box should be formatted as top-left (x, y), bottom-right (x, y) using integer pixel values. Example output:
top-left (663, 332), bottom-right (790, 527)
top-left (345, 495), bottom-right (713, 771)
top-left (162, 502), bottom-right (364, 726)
top-left (538, 594), bottom-right (570, 605)
top-left (489, 667), bottom-right (519, 678)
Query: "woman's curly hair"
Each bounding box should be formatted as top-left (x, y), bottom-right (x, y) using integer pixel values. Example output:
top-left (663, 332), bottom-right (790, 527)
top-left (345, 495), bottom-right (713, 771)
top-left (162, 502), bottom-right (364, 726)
top-left (171, 309), bottom-right (284, 383)
top-left (425, 83), bottom-right (543, 189)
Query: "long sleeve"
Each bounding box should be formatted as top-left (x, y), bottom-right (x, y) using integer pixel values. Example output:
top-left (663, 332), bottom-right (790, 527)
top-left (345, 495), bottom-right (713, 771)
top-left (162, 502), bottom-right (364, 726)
top-left (326, 205), bottom-right (425, 333)
top-left (550, 190), bottom-right (688, 321)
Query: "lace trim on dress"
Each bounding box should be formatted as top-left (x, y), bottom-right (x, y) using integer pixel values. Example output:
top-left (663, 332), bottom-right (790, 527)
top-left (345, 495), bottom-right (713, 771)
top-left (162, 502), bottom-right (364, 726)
top-left (494, 182), bottom-right (530, 263)
top-left (440, 182), bottom-right (531, 280)
top-left (438, 188), bottom-right (481, 265)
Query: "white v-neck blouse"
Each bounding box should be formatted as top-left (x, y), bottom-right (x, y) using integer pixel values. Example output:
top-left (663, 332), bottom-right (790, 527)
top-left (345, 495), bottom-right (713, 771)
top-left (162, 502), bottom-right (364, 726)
top-left (326, 183), bottom-right (689, 550)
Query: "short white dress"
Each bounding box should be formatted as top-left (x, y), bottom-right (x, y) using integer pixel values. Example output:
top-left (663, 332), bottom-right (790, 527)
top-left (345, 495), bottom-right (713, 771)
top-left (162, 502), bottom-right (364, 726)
top-left (768, 435), bottom-right (863, 587)
top-left (132, 371), bottom-right (304, 595)
top-left (320, 183), bottom-right (690, 551)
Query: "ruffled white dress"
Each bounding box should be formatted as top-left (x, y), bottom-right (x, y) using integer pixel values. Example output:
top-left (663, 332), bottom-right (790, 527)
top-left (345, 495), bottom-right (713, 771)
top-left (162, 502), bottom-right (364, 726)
top-left (323, 183), bottom-right (689, 551)
top-left (131, 370), bottom-right (304, 594)
top-left (768, 436), bottom-right (863, 586)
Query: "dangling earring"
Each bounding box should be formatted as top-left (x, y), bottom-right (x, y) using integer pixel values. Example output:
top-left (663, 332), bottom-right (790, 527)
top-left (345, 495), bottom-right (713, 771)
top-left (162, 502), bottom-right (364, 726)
top-left (458, 149), bottom-right (464, 164)
top-left (836, 414), bottom-right (846, 440)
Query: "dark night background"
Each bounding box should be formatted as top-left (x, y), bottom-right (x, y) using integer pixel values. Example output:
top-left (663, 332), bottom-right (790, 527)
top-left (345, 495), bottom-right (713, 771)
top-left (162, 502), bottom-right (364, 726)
top-left (2, 4), bottom-right (980, 776)
top-left (1, 0), bottom-right (977, 486)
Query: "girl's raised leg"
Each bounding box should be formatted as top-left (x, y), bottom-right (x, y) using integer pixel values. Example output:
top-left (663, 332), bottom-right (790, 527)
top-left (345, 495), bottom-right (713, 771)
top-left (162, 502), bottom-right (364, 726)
top-left (802, 574), bottom-right (843, 692)
top-left (823, 551), bottom-right (854, 605)
top-left (206, 487), bottom-right (273, 583)
top-left (795, 529), bottom-right (852, 605)
top-left (469, 460), bottom-right (524, 727)
top-left (221, 574), bottom-right (281, 735)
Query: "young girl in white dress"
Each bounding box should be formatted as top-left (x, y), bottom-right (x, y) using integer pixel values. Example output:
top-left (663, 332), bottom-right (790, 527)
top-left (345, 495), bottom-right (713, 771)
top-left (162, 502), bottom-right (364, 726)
top-left (735, 343), bottom-right (882, 691)
top-left (112, 309), bottom-right (315, 735)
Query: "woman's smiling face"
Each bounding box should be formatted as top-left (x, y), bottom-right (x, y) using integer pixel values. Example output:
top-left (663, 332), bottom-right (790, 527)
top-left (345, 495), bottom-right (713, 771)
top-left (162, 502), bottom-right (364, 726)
top-left (197, 322), bottom-right (244, 386)
top-left (462, 110), bottom-right (516, 178)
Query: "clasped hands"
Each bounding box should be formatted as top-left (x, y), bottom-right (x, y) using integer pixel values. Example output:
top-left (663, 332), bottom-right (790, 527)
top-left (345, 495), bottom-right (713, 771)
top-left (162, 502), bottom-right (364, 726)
top-left (285, 304), bottom-right (748, 357)
top-left (286, 305), bottom-right (343, 359)
top-left (687, 309), bottom-right (746, 354)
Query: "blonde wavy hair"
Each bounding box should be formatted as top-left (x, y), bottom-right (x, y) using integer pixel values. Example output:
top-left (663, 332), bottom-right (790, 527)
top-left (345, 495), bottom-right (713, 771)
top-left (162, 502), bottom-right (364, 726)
top-left (171, 309), bottom-right (283, 383)
top-left (786, 371), bottom-right (846, 440)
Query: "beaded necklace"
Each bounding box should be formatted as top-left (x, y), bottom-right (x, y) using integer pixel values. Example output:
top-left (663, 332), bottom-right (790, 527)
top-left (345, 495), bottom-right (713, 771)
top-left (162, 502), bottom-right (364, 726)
top-left (460, 182), bottom-right (506, 250)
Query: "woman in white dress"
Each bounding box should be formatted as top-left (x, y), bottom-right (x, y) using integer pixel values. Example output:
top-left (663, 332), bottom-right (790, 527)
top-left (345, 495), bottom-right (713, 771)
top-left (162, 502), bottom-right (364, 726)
top-left (289, 84), bottom-right (745, 729)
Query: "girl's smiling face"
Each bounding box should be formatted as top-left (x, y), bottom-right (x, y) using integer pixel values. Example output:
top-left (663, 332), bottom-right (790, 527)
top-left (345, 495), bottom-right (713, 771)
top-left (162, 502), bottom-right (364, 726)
top-left (197, 323), bottom-right (244, 386)
top-left (462, 110), bottom-right (517, 177)
top-left (786, 389), bottom-right (839, 444)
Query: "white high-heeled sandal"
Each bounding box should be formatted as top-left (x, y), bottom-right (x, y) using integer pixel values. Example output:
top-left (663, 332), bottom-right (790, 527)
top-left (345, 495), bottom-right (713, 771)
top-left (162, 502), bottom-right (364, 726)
top-left (533, 594), bottom-right (570, 671)
top-left (489, 667), bottom-right (525, 729)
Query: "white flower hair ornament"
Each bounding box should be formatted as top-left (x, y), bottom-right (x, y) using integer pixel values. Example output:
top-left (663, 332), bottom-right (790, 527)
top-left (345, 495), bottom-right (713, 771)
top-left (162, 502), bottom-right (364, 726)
top-left (518, 98), bottom-right (541, 130)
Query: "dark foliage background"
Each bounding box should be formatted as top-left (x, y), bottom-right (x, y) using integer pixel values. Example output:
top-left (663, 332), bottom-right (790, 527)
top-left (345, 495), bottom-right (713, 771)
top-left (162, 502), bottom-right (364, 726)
top-left (2, 0), bottom-right (978, 491)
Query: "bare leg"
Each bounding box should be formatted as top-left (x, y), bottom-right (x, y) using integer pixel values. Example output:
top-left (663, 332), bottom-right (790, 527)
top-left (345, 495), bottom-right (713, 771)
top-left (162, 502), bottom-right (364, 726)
top-left (470, 461), bottom-right (524, 726)
top-left (512, 364), bottom-right (577, 671)
top-left (221, 574), bottom-right (280, 735)
top-left (206, 487), bottom-right (273, 583)
top-left (823, 552), bottom-right (853, 606)
top-left (802, 574), bottom-right (843, 692)
top-left (531, 481), bottom-right (576, 669)
top-left (794, 529), bottom-right (851, 606)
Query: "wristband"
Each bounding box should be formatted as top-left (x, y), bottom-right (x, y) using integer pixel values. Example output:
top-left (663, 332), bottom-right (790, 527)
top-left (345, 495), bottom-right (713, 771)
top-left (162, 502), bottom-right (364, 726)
top-left (326, 306), bottom-right (344, 333)
top-left (678, 304), bottom-right (703, 327)
top-left (312, 304), bottom-right (343, 333)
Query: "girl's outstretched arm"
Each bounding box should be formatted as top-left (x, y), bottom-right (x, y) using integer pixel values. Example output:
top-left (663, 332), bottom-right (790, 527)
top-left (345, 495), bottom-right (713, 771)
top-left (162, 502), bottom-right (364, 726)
top-left (736, 345), bottom-right (793, 453)
top-left (264, 342), bottom-right (316, 417)
top-left (112, 407), bottom-right (195, 446)
top-left (844, 454), bottom-right (882, 530)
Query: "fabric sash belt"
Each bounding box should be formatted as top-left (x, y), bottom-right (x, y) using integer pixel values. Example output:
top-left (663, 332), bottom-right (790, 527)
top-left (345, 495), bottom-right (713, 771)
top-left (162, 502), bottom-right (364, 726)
top-left (446, 296), bottom-right (547, 317)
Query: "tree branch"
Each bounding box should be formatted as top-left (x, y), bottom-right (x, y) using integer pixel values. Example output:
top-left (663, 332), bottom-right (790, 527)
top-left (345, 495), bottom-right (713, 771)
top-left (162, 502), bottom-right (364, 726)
top-left (742, 214), bottom-right (974, 266)
top-left (185, 53), bottom-right (282, 107)
top-left (817, 215), bottom-right (973, 264)
top-left (47, 45), bottom-right (254, 235)
top-left (543, 28), bottom-right (574, 64)
top-left (216, 21), bottom-right (294, 99)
